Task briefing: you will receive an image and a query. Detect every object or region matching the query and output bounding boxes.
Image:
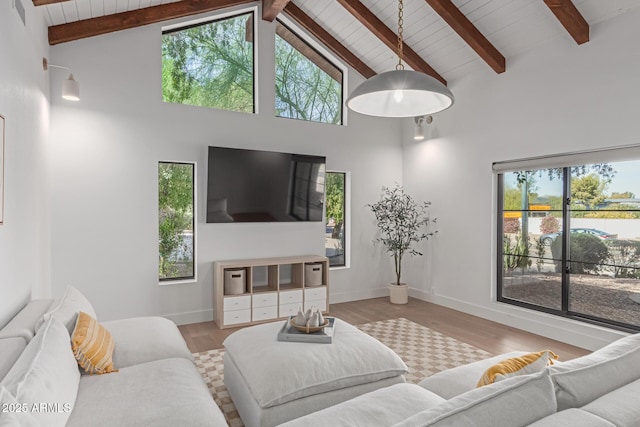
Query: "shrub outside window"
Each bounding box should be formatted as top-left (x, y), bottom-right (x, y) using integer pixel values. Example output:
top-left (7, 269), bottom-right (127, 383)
top-left (159, 162), bottom-right (196, 282)
top-left (162, 10), bottom-right (255, 113)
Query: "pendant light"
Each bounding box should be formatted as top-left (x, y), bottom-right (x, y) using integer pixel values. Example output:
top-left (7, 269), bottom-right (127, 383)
top-left (346, 0), bottom-right (454, 118)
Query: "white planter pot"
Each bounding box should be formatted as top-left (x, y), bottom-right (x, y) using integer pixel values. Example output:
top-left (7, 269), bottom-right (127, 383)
top-left (389, 283), bottom-right (408, 305)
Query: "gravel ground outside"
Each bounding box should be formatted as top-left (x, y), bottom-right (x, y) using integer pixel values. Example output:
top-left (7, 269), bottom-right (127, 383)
top-left (503, 272), bottom-right (640, 327)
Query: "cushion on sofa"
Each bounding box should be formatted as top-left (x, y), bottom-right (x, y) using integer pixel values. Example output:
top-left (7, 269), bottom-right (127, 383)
top-left (101, 316), bottom-right (193, 368)
top-left (36, 286), bottom-right (97, 334)
top-left (550, 333), bottom-right (640, 374)
top-left (71, 312), bottom-right (118, 375)
top-left (418, 351), bottom-right (528, 399)
top-left (223, 319), bottom-right (408, 408)
top-left (550, 342), bottom-right (640, 410)
top-left (581, 378), bottom-right (640, 426)
top-left (0, 299), bottom-right (54, 342)
top-left (0, 386), bottom-right (39, 427)
top-left (393, 371), bottom-right (557, 427)
top-left (278, 383), bottom-right (446, 427)
top-left (0, 318), bottom-right (80, 427)
top-left (0, 338), bottom-right (26, 382)
top-left (477, 350), bottom-right (558, 386)
top-left (528, 408), bottom-right (616, 427)
top-left (65, 358), bottom-right (226, 427)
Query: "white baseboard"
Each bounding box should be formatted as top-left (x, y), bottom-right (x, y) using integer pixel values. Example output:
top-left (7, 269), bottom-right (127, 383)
top-left (164, 309), bottom-right (214, 326)
top-left (163, 287), bottom-right (628, 350)
top-left (329, 287), bottom-right (388, 304)
top-left (415, 292), bottom-right (626, 351)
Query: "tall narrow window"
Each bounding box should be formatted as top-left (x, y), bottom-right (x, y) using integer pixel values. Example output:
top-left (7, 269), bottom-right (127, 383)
top-left (159, 162), bottom-right (195, 282)
top-left (497, 158), bottom-right (640, 331)
top-left (325, 172), bottom-right (347, 267)
top-left (275, 19), bottom-right (344, 125)
top-left (162, 10), bottom-right (255, 113)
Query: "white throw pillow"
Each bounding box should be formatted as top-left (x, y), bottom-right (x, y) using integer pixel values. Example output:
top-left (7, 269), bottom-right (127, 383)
top-left (551, 344), bottom-right (640, 410)
top-left (550, 333), bottom-right (640, 374)
top-left (393, 371), bottom-right (557, 427)
top-left (35, 286), bottom-right (97, 334)
top-left (0, 386), bottom-right (39, 427)
top-left (0, 318), bottom-right (80, 427)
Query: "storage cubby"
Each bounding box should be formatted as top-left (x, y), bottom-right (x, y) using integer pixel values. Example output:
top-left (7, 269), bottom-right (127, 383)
top-left (279, 263), bottom-right (304, 290)
top-left (214, 255), bottom-right (330, 329)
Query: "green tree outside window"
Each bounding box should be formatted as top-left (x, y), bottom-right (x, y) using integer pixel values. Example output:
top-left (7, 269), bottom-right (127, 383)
top-left (159, 162), bottom-right (195, 281)
top-left (162, 12), bottom-right (254, 113)
top-left (275, 20), bottom-right (343, 125)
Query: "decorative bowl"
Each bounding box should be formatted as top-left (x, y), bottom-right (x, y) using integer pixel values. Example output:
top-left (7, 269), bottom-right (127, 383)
top-left (289, 318), bottom-right (329, 334)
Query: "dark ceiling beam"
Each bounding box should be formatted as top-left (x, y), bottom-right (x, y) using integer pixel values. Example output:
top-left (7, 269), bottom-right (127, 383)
top-left (544, 0), bottom-right (589, 45)
top-left (283, 2), bottom-right (376, 79)
top-left (262, 0), bottom-right (290, 22)
top-left (336, 0), bottom-right (446, 85)
top-left (425, 0), bottom-right (505, 74)
top-left (33, 0), bottom-right (71, 5)
top-left (48, 0), bottom-right (255, 45)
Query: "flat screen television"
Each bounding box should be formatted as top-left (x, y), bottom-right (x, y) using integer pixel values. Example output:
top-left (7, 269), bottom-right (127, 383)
top-left (206, 146), bottom-right (326, 223)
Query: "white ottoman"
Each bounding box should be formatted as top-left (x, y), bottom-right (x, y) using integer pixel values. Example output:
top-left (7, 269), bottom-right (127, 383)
top-left (223, 318), bottom-right (408, 427)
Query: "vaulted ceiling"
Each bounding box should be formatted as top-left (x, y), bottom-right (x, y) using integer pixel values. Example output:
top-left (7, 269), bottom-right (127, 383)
top-left (38, 0), bottom-right (640, 84)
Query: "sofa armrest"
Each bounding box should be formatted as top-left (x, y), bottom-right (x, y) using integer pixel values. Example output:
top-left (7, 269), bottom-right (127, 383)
top-left (0, 299), bottom-right (54, 342)
top-left (0, 337), bottom-right (27, 381)
top-left (418, 351), bottom-right (529, 399)
top-left (102, 317), bottom-right (193, 369)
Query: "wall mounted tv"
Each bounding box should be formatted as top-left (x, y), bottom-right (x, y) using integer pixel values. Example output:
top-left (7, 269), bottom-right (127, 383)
top-left (206, 146), bottom-right (326, 223)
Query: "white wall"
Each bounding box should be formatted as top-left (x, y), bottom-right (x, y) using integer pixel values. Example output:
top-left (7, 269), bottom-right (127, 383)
top-left (49, 8), bottom-right (403, 324)
top-left (0, 1), bottom-right (50, 327)
top-left (402, 8), bottom-right (640, 350)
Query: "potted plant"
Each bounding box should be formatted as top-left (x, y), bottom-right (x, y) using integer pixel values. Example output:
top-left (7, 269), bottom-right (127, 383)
top-left (368, 184), bottom-right (436, 304)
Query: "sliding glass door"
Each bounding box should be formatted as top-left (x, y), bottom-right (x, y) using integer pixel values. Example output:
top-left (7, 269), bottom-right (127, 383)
top-left (498, 159), bottom-right (640, 331)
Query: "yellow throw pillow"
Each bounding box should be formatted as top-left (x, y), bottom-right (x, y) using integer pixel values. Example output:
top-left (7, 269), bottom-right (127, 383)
top-left (71, 311), bottom-right (118, 375)
top-left (477, 351), bottom-right (558, 387)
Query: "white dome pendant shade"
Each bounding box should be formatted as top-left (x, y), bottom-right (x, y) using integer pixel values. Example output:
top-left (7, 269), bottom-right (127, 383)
top-left (346, 69), bottom-right (454, 117)
top-left (345, 0), bottom-right (454, 118)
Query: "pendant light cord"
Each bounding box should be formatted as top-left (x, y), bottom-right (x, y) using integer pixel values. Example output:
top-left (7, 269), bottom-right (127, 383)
top-left (396, 0), bottom-right (405, 70)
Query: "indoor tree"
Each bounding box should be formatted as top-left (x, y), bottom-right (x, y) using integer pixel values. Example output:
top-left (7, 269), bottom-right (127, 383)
top-left (368, 184), bottom-right (436, 286)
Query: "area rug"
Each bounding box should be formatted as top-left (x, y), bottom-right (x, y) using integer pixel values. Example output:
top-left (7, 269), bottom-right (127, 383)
top-left (193, 317), bottom-right (493, 426)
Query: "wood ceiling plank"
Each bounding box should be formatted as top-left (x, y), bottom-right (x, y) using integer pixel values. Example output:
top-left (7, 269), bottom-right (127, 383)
top-left (33, 0), bottom-right (71, 5)
top-left (262, 0), bottom-right (290, 22)
top-left (48, 0), bottom-right (256, 45)
top-left (544, 0), bottom-right (589, 45)
top-left (284, 2), bottom-right (376, 78)
top-left (424, 0), bottom-right (505, 74)
top-left (336, 0), bottom-right (447, 85)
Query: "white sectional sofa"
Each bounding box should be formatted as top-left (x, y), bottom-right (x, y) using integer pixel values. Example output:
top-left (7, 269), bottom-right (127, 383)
top-left (0, 287), bottom-right (226, 426)
top-left (280, 333), bottom-right (640, 427)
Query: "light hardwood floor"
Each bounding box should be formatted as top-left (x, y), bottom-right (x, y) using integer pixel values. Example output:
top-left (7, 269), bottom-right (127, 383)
top-left (178, 297), bottom-right (591, 360)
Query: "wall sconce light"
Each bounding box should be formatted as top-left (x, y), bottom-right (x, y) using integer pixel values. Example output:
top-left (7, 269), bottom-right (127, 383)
top-left (414, 115), bottom-right (433, 140)
top-left (42, 58), bottom-right (80, 101)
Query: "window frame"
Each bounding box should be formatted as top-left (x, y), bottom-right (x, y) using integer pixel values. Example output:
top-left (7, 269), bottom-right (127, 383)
top-left (275, 15), bottom-right (348, 125)
top-left (496, 156), bottom-right (640, 332)
top-left (158, 161), bottom-right (197, 285)
top-left (161, 6), bottom-right (259, 114)
top-left (325, 171), bottom-right (350, 269)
